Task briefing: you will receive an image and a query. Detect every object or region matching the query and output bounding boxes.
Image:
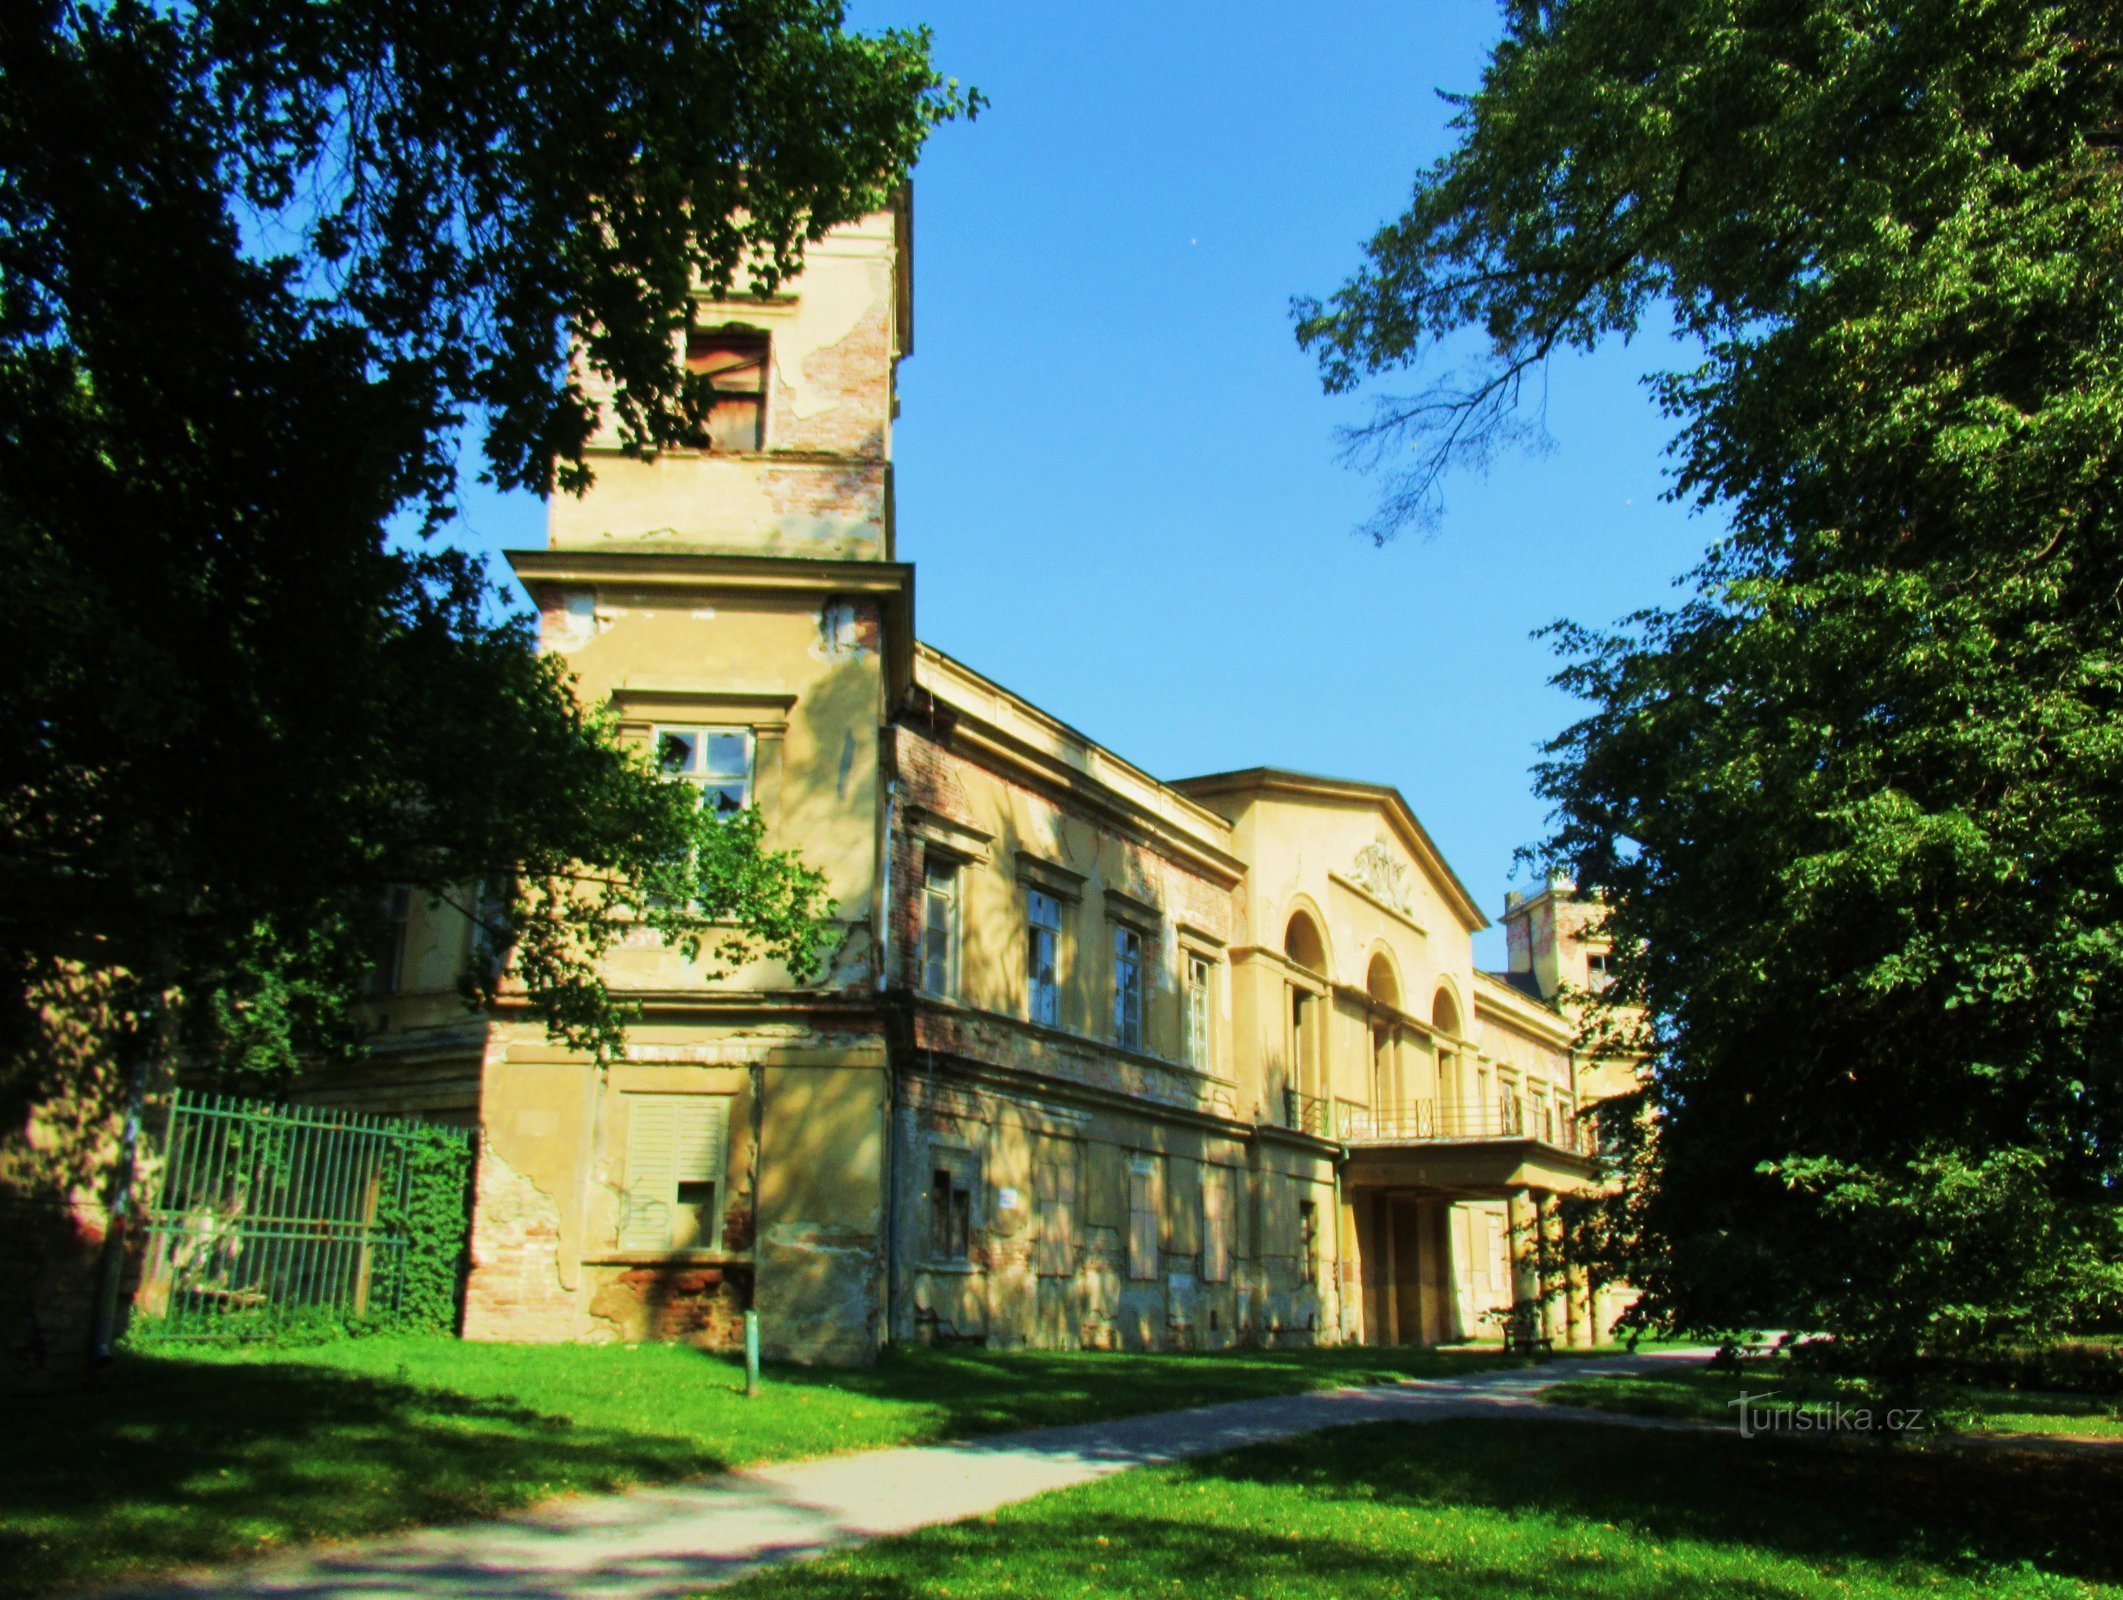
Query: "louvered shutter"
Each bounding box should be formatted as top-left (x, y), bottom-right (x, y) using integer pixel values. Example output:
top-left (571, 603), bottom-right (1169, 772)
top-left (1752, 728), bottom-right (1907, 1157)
top-left (620, 1097), bottom-right (678, 1250)
top-left (1203, 1166), bottom-right (1232, 1283)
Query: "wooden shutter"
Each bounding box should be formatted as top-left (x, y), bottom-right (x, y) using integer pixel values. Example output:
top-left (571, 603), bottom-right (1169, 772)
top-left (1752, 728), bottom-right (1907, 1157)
top-left (619, 1097), bottom-right (678, 1250)
top-left (1165, 1156), bottom-right (1202, 1257)
top-left (1036, 1148), bottom-right (1077, 1278)
top-left (1127, 1156), bottom-right (1160, 1280)
top-left (1203, 1165), bottom-right (1232, 1283)
top-left (620, 1095), bottom-right (727, 1251)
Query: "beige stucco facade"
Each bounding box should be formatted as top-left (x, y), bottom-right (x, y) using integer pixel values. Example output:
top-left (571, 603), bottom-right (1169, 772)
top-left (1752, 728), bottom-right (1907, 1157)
top-left (332, 202), bottom-right (1634, 1363)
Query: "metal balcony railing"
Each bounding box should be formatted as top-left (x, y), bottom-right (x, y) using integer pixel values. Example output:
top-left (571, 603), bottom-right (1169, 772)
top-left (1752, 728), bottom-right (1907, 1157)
top-left (1342, 1096), bottom-right (1597, 1156)
top-left (1282, 1087), bottom-right (1335, 1138)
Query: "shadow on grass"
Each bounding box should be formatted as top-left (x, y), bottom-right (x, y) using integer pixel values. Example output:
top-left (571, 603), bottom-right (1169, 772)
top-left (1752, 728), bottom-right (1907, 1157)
top-left (1201, 1417), bottom-right (2123, 1585)
top-left (749, 1341), bottom-right (1552, 1437)
top-left (729, 1491), bottom-right (1842, 1600)
top-left (0, 1351), bottom-right (730, 1599)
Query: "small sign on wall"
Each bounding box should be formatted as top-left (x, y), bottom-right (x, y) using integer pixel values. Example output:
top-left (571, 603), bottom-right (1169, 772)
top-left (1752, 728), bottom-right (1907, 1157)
top-left (996, 1187), bottom-right (1021, 1210)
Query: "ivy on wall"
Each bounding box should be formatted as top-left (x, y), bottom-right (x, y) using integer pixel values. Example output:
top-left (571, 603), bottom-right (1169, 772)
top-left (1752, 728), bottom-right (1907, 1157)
top-left (376, 1126), bottom-right (475, 1334)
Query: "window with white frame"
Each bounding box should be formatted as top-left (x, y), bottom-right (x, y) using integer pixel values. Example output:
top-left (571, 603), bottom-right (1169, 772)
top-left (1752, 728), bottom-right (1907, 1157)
top-left (655, 726), bottom-right (752, 815)
top-left (922, 854), bottom-right (959, 997)
top-left (1585, 949), bottom-right (1612, 992)
top-left (1027, 890), bottom-right (1061, 1026)
top-left (1183, 951), bottom-right (1213, 1069)
top-left (618, 1094), bottom-right (729, 1251)
top-left (1112, 924), bottom-right (1144, 1051)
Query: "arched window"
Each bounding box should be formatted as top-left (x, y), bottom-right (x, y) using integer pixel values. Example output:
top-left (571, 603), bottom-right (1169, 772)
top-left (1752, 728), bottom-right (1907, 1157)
top-left (1283, 910), bottom-right (1327, 1111)
top-left (1366, 953), bottom-right (1400, 1109)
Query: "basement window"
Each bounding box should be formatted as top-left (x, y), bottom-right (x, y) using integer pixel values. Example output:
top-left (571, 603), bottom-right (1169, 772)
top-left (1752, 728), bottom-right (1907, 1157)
top-left (684, 329), bottom-right (768, 451)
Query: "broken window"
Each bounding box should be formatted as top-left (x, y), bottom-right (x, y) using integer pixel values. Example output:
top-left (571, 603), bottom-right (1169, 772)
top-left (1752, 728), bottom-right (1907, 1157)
top-left (1127, 1155), bottom-right (1160, 1280)
top-left (1184, 952), bottom-right (1213, 1068)
top-left (1027, 890), bottom-right (1061, 1026)
top-left (1202, 1165), bottom-right (1233, 1284)
top-left (619, 1094), bottom-right (730, 1251)
top-left (1112, 924), bottom-right (1143, 1052)
top-left (656, 725), bottom-right (752, 815)
top-left (1299, 1198), bottom-right (1320, 1288)
top-left (929, 1160), bottom-right (973, 1261)
top-left (684, 328), bottom-right (768, 451)
top-left (922, 854), bottom-right (959, 997)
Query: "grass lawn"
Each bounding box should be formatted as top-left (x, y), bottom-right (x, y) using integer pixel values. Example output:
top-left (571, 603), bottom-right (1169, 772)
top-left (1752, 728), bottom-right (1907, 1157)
top-left (1, 1335), bottom-right (1583, 1597)
top-left (1541, 1363), bottom-right (2123, 1441)
top-left (706, 1415), bottom-right (2123, 1600)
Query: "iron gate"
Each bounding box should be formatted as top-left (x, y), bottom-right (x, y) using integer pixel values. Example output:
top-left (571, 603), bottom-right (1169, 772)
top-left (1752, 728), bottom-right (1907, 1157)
top-left (133, 1088), bottom-right (471, 1341)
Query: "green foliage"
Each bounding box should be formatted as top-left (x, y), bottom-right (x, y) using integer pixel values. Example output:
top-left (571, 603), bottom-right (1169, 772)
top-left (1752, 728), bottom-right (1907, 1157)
top-left (1299, 1), bottom-right (2123, 1363)
top-left (1, 0), bottom-right (956, 1094)
top-left (377, 1126), bottom-right (474, 1333)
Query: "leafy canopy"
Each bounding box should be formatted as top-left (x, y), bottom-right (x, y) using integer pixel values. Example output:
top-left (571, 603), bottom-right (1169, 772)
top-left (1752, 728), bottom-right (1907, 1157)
top-left (1, 0), bottom-right (970, 1097)
top-left (1299, 0), bottom-right (2123, 1361)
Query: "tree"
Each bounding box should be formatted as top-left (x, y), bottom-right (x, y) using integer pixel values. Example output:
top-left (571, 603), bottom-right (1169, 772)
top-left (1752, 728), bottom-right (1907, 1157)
top-left (1, 0), bottom-right (972, 1112)
top-left (1297, 0), bottom-right (2123, 1365)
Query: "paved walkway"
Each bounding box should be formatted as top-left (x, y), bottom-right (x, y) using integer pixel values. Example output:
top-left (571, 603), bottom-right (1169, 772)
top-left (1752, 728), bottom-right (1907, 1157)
top-left (108, 1348), bottom-right (1705, 1600)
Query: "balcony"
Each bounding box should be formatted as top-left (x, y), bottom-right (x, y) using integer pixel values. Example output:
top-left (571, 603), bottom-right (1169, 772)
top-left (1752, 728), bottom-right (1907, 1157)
top-left (1343, 1097), bottom-right (1597, 1156)
top-left (1336, 1095), bottom-right (1601, 1196)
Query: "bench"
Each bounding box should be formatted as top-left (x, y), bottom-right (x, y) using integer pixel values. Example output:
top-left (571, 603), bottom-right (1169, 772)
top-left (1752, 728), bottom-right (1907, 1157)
top-left (1499, 1303), bottom-right (1555, 1359)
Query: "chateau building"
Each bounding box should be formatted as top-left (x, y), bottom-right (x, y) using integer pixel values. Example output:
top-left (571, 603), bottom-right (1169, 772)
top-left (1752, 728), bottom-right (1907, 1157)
top-left (340, 202), bottom-right (1629, 1363)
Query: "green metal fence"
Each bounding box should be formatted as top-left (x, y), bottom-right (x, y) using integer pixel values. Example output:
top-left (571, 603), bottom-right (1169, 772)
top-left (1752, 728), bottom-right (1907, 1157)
top-left (133, 1089), bottom-right (473, 1342)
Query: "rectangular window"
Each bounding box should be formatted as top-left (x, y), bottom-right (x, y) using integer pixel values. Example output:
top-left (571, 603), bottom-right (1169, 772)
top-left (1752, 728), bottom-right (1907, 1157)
top-left (619, 1094), bottom-right (729, 1251)
top-left (685, 328), bottom-right (768, 452)
top-left (1027, 890), bottom-right (1061, 1027)
top-left (929, 1161), bottom-right (973, 1261)
top-left (1299, 1198), bottom-right (1320, 1288)
top-left (1202, 1165), bottom-right (1232, 1284)
top-left (1035, 1150), bottom-right (1077, 1278)
top-left (922, 855), bottom-right (959, 997)
top-left (1112, 924), bottom-right (1144, 1051)
top-left (1127, 1156), bottom-right (1160, 1280)
top-left (1585, 950), bottom-right (1612, 992)
top-left (655, 725), bottom-right (753, 815)
top-left (365, 885), bottom-right (412, 996)
top-left (1183, 952), bottom-right (1212, 1068)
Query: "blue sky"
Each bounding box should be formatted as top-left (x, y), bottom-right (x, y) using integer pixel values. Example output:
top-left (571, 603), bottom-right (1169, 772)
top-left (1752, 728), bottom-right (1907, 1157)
top-left (450, 1), bottom-right (1718, 966)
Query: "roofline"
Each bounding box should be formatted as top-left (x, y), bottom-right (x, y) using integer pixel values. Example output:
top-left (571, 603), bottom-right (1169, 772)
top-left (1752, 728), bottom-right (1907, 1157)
top-left (1473, 968), bottom-right (1572, 1046)
top-left (911, 641), bottom-right (1245, 883)
top-left (1172, 766), bottom-right (1489, 932)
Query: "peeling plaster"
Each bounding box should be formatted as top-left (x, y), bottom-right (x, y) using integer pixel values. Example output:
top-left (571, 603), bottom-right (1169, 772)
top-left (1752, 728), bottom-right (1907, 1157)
top-left (778, 261), bottom-right (883, 422)
top-left (542, 590), bottom-right (615, 653)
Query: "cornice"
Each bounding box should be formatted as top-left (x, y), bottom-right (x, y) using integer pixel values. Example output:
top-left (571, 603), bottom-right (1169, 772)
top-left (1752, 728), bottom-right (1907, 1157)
top-left (507, 547), bottom-right (916, 703)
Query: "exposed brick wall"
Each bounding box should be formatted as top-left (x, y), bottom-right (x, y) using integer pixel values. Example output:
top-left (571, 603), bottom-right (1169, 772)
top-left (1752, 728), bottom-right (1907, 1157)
top-left (461, 1135), bottom-right (580, 1343)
